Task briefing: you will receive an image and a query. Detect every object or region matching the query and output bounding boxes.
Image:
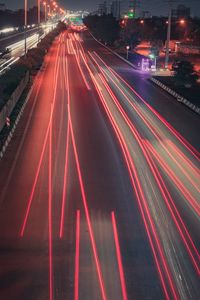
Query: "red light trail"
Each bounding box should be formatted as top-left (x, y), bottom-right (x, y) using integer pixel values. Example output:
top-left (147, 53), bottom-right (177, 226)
top-left (13, 31), bottom-right (199, 300)
top-left (111, 212), bottom-right (128, 300)
top-left (20, 37), bottom-right (61, 237)
top-left (74, 210), bottom-right (80, 300)
top-left (48, 103), bottom-right (53, 300)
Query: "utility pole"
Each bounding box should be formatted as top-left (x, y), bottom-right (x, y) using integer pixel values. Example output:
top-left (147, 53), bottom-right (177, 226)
top-left (43, 1), bottom-right (47, 22)
top-left (165, 0), bottom-right (175, 69)
top-left (118, 1), bottom-right (121, 21)
top-left (38, 0), bottom-right (41, 24)
top-left (129, 0), bottom-right (140, 18)
top-left (24, 0), bottom-right (27, 56)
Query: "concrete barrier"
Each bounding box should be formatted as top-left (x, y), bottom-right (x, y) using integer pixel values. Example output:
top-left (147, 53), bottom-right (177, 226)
top-left (0, 71), bottom-right (29, 132)
top-left (0, 60), bottom-right (44, 159)
top-left (150, 77), bottom-right (200, 115)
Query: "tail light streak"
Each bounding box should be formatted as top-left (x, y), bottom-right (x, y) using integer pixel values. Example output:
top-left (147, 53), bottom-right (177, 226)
top-left (69, 37), bottom-right (91, 91)
top-left (111, 212), bottom-right (128, 300)
top-left (89, 52), bottom-right (200, 275)
top-left (59, 53), bottom-right (70, 238)
top-left (92, 52), bottom-right (200, 162)
top-left (146, 141), bottom-right (200, 216)
top-left (20, 38), bottom-right (61, 237)
top-left (87, 64), bottom-right (174, 300)
top-left (74, 210), bottom-right (80, 300)
top-left (68, 112), bottom-right (107, 300)
top-left (90, 53), bottom-right (200, 214)
top-left (67, 40), bottom-right (107, 299)
top-left (49, 103), bottom-right (53, 300)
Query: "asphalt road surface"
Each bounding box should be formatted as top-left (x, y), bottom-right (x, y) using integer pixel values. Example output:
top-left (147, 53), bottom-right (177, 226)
top-left (0, 30), bottom-right (199, 300)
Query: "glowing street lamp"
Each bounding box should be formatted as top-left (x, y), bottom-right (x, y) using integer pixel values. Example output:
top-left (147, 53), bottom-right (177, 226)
top-left (126, 45), bottom-right (130, 60)
top-left (179, 19), bottom-right (185, 25)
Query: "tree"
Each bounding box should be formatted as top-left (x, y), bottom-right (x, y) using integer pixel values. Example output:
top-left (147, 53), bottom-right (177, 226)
top-left (84, 14), bottom-right (120, 45)
top-left (172, 60), bottom-right (198, 87)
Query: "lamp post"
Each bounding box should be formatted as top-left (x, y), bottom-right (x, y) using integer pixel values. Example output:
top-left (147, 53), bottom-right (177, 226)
top-left (24, 0), bottom-right (27, 56)
top-left (126, 45), bottom-right (130, 60)
top-left (165, 2), bottom-right (172, 69)
top-left (43, 1), bottom-right (47, 22)
top-left (38, 0), bottom-right (41, 24)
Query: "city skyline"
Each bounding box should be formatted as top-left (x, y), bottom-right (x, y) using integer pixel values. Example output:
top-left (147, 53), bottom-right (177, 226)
top-left (2, 0), bottom-right (200, 17)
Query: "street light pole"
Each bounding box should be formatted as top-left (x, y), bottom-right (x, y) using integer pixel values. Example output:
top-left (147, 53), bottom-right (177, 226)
top-left (38, 0), bottom-right (41, 24)
top-left (24, 0), bottom-right (27, 56)
top-left (43, 2), bottom-right (47, 22)
top-left (126, 45), bottom-right (130, 60)
top-left (165, 2), bottom-right (172, 69)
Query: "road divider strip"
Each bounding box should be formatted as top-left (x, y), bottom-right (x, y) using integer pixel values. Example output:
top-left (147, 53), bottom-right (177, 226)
top-left (150, 77), bottom-right (200, 115)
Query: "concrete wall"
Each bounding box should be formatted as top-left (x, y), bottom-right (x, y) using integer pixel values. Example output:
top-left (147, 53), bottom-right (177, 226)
top-left (0, 71), bottom-right (29, 132)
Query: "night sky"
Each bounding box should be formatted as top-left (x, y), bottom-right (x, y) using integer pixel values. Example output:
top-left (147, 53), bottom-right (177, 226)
top-left (3, 0), bottom-right (200, 17)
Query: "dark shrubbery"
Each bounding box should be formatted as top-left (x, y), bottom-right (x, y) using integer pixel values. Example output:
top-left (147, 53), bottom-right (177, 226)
top-left (172, 60), bottom-right (198, 88)
top-left (84, 14), bottom-right (120, 45)
top-left (0, 64), bottom-right (28, 110)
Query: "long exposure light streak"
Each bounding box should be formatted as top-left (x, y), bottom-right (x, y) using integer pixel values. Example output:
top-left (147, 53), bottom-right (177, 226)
top-left (144, 146), bottom-right (200, 275)
top-left (96, 71), bottom-right (179, 299)
top-left (111, 212), bottom-right (128, 300)
top-left (67, 44), bottom-right (107, 298)
top-left (88, 51), bottom-right (200, 275)
top-left (146, 141), bottom-right (200, 216)
top-left (92, 52), bottom-right (200, 161)
top-left (89, 52), bottom-right (200, 215)
top-left (49, 103), bottom-right (53, 300)
top-left (20, 37), bottom-right (62, 237)
top-left (59, 52), bottom-right (70, 238)
top-left (70, 38), bottom-right (91, 90)
top-left (69, 112), bottom-right (107, 300)
top-left (87, 63), bottom-right (172, 300)
top-left (74, 210), bottom-right (80, 300)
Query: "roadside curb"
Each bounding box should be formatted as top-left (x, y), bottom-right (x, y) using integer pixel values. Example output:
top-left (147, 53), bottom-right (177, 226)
top-left (89, 32), bottom-right (138, 70)
top-left (0, 83), bottom-right (34, 160)
top-left (150, 77), bottom-right (200, 115)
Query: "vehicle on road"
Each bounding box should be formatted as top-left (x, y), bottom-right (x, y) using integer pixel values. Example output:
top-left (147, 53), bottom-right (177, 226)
top-left (0, 48), bottom-right (11, 59)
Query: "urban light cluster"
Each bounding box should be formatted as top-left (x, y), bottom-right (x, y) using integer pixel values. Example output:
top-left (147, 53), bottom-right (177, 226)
top-left (23, 0), bottom-right (66, 55)
top-left (24, 0), bottom-right (66, 26)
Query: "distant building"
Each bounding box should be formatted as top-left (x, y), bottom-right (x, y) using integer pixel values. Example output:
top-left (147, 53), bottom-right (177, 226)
top-left (98, 1), bottom-right (107, 16)
top-left (172, 4), bottom-right (190, 19)
top-left (98, 0), bottom-right (138, 18)
top-left (0, 3), bottom-right (5, 11)
top-left (141, 11), bottom-right (151, 19)
top-left (111, 1), bottom-right (121, 19)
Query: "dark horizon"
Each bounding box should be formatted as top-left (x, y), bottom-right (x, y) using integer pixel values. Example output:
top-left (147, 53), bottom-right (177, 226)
top-left (2, 0), bottom-right (200, 17)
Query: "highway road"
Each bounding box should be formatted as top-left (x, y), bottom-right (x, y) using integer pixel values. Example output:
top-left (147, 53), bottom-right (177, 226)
top-left (0, 23), bottom-right (57, 75)
top-left (0, 30), bottom-right (199, 300)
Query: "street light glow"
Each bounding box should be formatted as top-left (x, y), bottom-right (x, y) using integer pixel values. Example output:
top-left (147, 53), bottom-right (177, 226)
top-left (180, 19), bottom-right (186, 25)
